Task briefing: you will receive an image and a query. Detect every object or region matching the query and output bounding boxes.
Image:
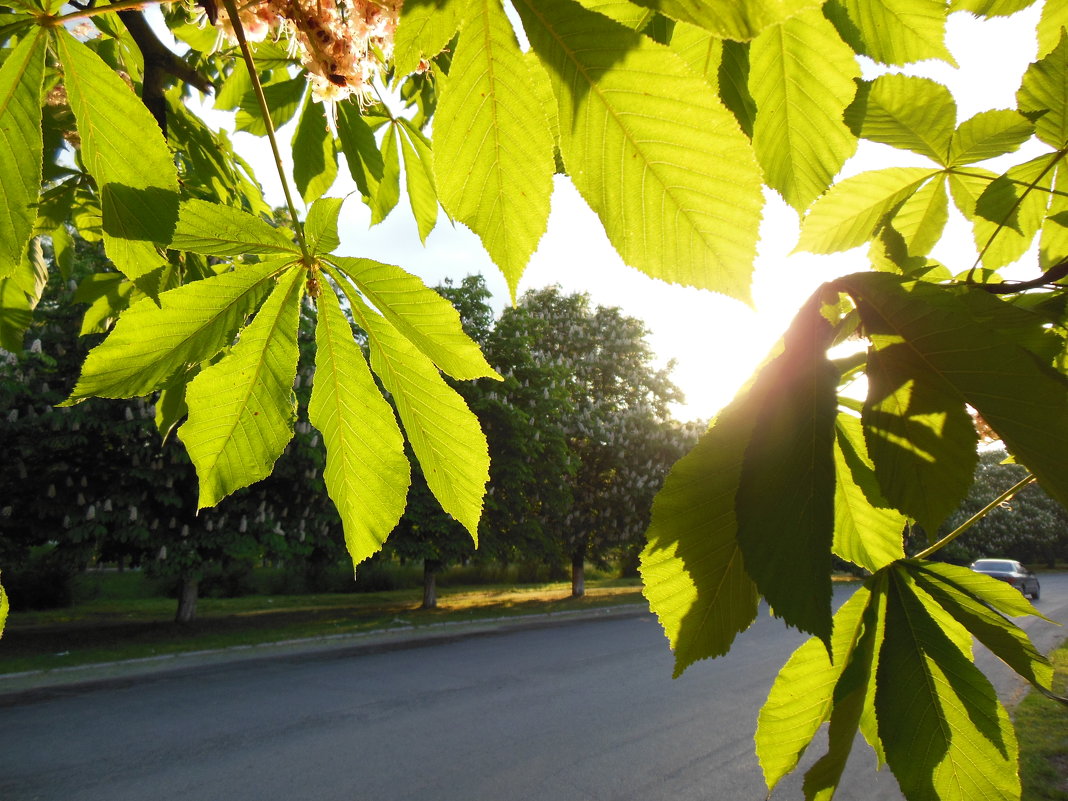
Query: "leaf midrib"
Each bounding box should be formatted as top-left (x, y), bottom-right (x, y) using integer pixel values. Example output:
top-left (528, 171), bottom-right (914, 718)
top-left (0, 29), bottom-right (43, 120)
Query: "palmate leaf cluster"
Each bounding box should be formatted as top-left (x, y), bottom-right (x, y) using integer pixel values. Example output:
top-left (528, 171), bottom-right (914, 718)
top-left (2, 0), bottom-right (1068, 799)
top-left (0, 259), bottom-right (362, 615)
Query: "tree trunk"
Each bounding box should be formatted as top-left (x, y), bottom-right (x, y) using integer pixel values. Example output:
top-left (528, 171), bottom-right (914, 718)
top-left (422, 559), bottom-right (441, 609)
top-left (571, 550), bottom-right (585, 598)
top-left (175, 575), bottom-right (199, 623)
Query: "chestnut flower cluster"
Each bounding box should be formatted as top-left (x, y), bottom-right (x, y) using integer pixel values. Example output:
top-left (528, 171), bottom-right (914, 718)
top-left (217, 0), bottom-right (402, 103)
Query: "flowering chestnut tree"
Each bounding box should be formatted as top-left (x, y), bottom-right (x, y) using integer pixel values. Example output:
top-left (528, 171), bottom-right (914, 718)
top-left (2, 1), bottom-right (1068, 799)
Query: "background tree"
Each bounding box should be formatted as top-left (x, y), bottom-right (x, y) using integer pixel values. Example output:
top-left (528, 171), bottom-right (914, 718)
top-left (386, 276), bottom-right (574, 607)
top-left (506, 287), bottom-right (683, 595)
top-left (938, 449), bottom-right (1068, 568)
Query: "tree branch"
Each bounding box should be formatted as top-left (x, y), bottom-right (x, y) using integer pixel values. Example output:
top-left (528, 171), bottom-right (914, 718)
top-left (976, 259), bottom-right (1068, 294)
top-left (115, 6), bottom-right (213, 135)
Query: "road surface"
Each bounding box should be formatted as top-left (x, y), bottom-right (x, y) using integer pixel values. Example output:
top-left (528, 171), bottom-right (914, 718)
top-left (2, 575), bottom-right (1065, 801)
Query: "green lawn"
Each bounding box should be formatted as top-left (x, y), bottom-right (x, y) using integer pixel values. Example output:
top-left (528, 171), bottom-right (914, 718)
top-left (0, 578), bottom-right (645, 674)
top-left (1018, 638), bottom-right (1068, 801)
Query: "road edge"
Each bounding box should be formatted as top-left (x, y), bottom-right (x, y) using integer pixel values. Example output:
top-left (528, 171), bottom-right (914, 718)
top-left (0, 603), bottom-right (651, 704)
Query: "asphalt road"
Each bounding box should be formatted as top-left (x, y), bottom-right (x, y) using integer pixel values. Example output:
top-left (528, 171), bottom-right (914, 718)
top-left (2, 575), bottom-right (1065, 801)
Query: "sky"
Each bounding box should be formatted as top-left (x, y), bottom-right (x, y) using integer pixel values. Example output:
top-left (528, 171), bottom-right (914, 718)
top-left (221, 4), bottom-right (1045, 422)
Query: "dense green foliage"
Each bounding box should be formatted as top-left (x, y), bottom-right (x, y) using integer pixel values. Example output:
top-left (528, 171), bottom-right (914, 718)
top-left (2, 0), bottom-right (1068, 799)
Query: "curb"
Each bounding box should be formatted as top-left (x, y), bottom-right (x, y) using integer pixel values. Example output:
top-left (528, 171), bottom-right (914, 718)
top-left (0, 603), bottom-right (650, 703)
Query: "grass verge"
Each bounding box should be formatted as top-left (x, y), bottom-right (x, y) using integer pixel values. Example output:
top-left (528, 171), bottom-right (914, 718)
top-left (1018, 637), bottom-right (1068, 801)
top-left (0, 579), bottom-right (645, 675)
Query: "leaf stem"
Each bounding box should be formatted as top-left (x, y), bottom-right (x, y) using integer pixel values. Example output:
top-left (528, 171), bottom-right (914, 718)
top-left (964, 148), bottom-right (1068, 284)
top-left (1, 0), bottom-right (169, 34)
top-left (914, 472), bottom-right (1036, 560)
top-left (219, 0), bottom-right (311, 264)
top-left (51, 0), bottom-right (172, 25)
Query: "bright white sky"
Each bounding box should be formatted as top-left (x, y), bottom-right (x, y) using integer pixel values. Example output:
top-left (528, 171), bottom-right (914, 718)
top-left (225, 4), bottom-right (1045, 421)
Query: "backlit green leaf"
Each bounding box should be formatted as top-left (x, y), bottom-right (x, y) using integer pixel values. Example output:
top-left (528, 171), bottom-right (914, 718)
top-left (1018, 30), bottom-right (1068, 148)
top-left (393, 0), bottom-right (464, 76)
top-left (235, 74), bottom-right (304, 136)
top-left (0, 28), bottom-right (47, 280)
top-left (347, 289), bottom-right (489, 539)
top-left (336, 103), bottom-right (384, 203)
top-left (833, 412), bottom-right (907, 572)
top-left (718, 39), bottom-right (757, 138)
top-left (515, 0), bottom-right (764, 301)
top-left (305, 196), bottom-right (344, 256)
top-left (757, 586), bottom-right (873, 793)
top-left (947, 166), bottom-right (1039, 270)
top-left (12, 235), bottom-right (45, 300)
top-left (889, 175), bottom-right (948, 257)
top-left (67, 260), bottom-right (287, 402)
top-left (869, 229), bottom-right (951, 279)
top-left (0, 574), bottom-right (7, 639)
top-left (0, 272), bottom-right (33, 351)
top-left (215, 65), bottom-right (252, 111)
top-left (959, 285), bottom-right (1067, 366)
top-left (908, 561), bottom-right (1053, 692)
top-left (74, 271), bottom-right (132, 335)
top-left (841, 273), bottom-right (1068, 518)
top-left (950, 0), bottom-right (1037, 16)
top-left (824, 0), bottom-right (955, 66)
top-left (1040, 161), bottom-right (1068, 268)
top-left (798, 167), bottom-right (937, 254)
top-left (853, 295), bottom-right (980, 532)
top-left (56, 29), bottom-right (180, 281)
top-left (180, 266), bottom-right (304, 508)
top-left (247, 41), bottom-right (296, 70)
top-left (1038, 1), bottom-right (1068, 57)
top-left (736, 295), bottom-right (839, 642)
top-left (292, 94), bottom-right (338, 205)
top-left (371, 122), bottom-right (401, 225)
top-left (330, 255), bottom-right (499, 380)
top-left (876, 567), bottom-right (1019, 801)
top-left (576, 0), bottom-right (656, 29)
top-left (156, 370), bottom-right (192, 444)
top-left (750, 9), bottom-right (859, 211)
top-left (51, 225), bottom-right (74, 279)
top-left (947, 110), bottom-right (1034, 166)
top-left (971, 157), bottom-right (1048, 258)
top-left (667, 21), bottom-right (722, 88)
top-left (397, 118), bottom-right (438, 244)
top-left (630, 0), bottom-right (821, 40)
top-left (639, 399), bottom-right (760, 676)
top-left (801, 580), bottom-right (888, 801)
top-left (435, 0), bottom-right (554, 298)
top-left (845, 75), bottom-right (955, 164)
top-left (172, 199), bottom-right (299, 257)
top-left (909, 560), bottom-right (1047, 621)
top-left (310, 285), bottom-right (410, 567)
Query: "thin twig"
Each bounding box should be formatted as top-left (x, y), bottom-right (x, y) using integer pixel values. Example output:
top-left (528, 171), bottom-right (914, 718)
top-left (914, 473), bottom-right (1036, 560)
top-left (964, 149), bottom-right (1068, 285)
top-left (50, 0), bottom-right (170, 24)
top-left (977, 259), bottom-right (1068, 294)
top-left (219, 0), bottom-right (311, 264)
